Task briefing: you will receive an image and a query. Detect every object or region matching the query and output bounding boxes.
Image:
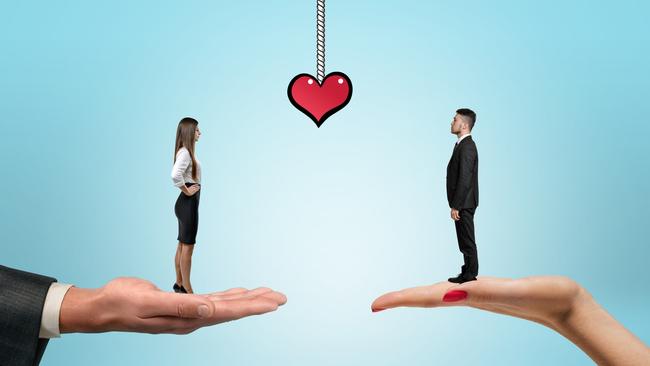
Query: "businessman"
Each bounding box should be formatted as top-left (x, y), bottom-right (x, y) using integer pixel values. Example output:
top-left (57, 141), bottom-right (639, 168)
top-left (446, 108), bottom-right (479, 283)
top-left (0, 265), bottom-right (286, 366)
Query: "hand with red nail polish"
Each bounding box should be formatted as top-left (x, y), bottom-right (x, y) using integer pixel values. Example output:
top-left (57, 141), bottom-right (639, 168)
top-left (60, 278), bottom-right (287, 335)
top-left (371, 276), bottom-right (650, 366)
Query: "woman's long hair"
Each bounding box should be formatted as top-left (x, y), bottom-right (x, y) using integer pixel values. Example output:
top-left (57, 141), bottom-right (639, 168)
top-left (174, 117), bottom-right (199, 180)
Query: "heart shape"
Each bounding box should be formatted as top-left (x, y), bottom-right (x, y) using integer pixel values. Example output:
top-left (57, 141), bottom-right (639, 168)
top-left (287, 72), bottom-right (353, 127)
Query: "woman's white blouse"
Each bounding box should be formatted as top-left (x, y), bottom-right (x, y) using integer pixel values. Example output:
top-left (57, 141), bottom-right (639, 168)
top-left (171, 147), bottom-right (201, 187)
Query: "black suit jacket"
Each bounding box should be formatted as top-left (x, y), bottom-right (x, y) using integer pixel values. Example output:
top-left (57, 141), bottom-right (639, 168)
top-left (446, 136), bottom-right (479, 209)
top-left (0, 265), bottom-right (56, 366)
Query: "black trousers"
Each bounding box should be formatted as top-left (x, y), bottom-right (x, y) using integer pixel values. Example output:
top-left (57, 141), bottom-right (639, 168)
top-left (454, 207), bottom-right (478, 277)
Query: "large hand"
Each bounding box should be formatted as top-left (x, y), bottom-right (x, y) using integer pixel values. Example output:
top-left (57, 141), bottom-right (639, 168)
top-left (372, 276), bottom-right (650, 366)
top-left (60, 278), bottom-right (286, 335)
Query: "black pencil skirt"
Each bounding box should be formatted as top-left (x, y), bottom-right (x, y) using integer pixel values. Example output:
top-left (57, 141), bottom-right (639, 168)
top-left (175, 183), bottom-right (200, 244)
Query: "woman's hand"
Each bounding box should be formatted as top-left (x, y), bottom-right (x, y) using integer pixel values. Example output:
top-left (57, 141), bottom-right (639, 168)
top-left (60, 278), bottom-right (286, 335)
top-left (372, 276), bottom-right (580, 325)
top-left (182, 185), bottom-right (200, 196)
top-left (372, 276), bottom-right (650, 366)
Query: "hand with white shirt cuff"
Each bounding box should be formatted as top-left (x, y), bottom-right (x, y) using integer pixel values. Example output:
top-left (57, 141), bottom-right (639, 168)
top-left (56, 278), bottom-right (286, 335)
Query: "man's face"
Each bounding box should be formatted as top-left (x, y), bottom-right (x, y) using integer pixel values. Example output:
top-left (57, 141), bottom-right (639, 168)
top-left (451, 114), bottom-right (465, 134)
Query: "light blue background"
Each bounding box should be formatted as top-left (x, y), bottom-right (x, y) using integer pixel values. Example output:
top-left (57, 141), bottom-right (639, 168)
top-left (1, 1), bottom-right (649, 365)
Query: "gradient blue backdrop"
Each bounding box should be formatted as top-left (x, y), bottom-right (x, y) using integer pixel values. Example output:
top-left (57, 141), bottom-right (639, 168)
top-left (1, 1), bottom-right (648, 365)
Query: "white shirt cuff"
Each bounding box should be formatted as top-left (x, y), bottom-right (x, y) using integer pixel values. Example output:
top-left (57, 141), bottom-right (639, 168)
top-left (39, 283), bottom-right (73, 339)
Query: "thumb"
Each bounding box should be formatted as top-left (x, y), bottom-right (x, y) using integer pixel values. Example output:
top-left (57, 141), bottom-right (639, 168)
top-left (141, 292), bottom-right (214, 319)
top-left (442, 277), bottom-right (515, 305)
top-left (372, 282), bottom-right (454, 311)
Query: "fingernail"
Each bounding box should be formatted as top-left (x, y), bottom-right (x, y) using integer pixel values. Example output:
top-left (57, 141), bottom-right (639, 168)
top-left (442, 290), bottom-right (468, 302)
top-left (198, 305), bottom-right (210, 318)
top-left (372, 308), bottom-right (385, 313)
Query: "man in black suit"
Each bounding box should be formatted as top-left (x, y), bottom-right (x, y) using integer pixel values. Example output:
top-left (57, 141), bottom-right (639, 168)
top-left (446, 108), bottom-right (479, 283)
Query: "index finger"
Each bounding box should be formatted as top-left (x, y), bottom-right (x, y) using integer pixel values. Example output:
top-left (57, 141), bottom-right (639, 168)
top-left (206, 290), bottom-right (288, 324)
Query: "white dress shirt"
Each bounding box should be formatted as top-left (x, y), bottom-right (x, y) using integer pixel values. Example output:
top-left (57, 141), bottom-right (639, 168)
top-left (171, 147), bottom-right (201, 187)
top-left (39, 283), bottom-right (73, 338)
top-left (456, 133), bottom-right (471, 145)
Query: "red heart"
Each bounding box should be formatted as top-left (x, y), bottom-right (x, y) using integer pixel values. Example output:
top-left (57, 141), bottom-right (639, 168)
top-left (287, 72), bottom-right (353, 127)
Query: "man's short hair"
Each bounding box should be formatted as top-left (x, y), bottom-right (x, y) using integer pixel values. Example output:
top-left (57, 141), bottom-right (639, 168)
top-left (456, 108), bottom-right (477, 130)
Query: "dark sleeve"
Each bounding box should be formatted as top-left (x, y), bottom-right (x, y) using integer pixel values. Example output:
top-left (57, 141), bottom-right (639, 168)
top-left (450, 144), bottom-right (477, 209)
top-left (0, 265), bottom-right (56, 366)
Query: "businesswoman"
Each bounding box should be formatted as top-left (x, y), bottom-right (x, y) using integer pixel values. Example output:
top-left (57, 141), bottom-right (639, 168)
top-left (171, 117), bottom-right (202, 294)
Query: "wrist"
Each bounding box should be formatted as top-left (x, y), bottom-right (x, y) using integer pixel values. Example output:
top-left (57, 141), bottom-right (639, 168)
top-left (547, 285), bottom-right (597, 331)
top-left (59, 286), bottom-right (104, 333)
top-left (543, 286), bottom-right (648, 366)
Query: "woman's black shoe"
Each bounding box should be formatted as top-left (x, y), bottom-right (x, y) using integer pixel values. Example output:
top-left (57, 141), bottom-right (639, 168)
top-left (179, 285), bottom-right (188, 294)
top-left (173, 283), bottom-right (182, 293)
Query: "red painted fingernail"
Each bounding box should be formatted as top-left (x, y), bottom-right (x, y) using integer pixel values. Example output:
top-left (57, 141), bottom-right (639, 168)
top-left (372, 308), bottom-right (385, 313)
top-left (442, 290), bottom-right (468, 302)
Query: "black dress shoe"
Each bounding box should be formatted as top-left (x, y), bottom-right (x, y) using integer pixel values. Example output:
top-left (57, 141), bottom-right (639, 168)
top-left (173, 283), bottom-right (182, 293)
top-left (179, 285), bottom-right (188, 294)
top-left (448, 274), bottom-right (477, 283)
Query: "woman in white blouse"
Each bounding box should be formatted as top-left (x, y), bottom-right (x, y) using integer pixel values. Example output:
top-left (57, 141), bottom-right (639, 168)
top-left (170, 117), bottom-right (202, 294)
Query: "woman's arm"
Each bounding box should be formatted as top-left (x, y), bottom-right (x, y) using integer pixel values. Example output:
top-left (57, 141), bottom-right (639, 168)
top-left (551, 288), bottom-right (650, 366)
top-left (171, 149), bottom-right (191, 194)
top-left (372, 276), bottom-right (650, 366)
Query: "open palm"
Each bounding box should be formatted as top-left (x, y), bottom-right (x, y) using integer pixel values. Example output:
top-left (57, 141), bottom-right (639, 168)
top-left (61, 277), bottom-right (287, 335)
